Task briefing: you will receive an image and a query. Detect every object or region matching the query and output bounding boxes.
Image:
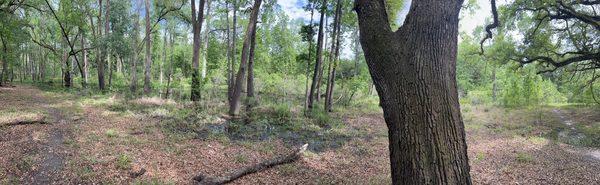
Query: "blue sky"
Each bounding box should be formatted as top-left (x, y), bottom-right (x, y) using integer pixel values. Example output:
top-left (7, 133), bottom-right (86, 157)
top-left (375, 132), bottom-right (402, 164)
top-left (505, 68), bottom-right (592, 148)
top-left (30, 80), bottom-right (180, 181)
top-left (276, 0), bottom-right (495, 34)
top-left (275, 0), bottom-right (497, 59)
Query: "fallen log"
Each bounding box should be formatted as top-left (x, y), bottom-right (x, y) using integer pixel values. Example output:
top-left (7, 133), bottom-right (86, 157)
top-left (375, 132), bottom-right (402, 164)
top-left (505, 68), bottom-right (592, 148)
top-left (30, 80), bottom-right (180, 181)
top-left (194, 144), bottom-right (308, 185)
top-left (2, 116), bottom-right (49, 127)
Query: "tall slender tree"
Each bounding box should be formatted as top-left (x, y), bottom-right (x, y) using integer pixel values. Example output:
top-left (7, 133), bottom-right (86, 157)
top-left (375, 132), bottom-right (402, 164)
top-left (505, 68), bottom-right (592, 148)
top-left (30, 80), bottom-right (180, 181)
top-left (130, 4), bottom-right (140, 94)
top-left (191, 0), bottom-right (206, 101)
top-left (143, 0), bottom-right (152, 95)
top-left (307, 0), bottom-right (328, 110)
top-left (324, 0), bottom-right (342, 112)
top-left (229, 0), bottom-right (262, 117)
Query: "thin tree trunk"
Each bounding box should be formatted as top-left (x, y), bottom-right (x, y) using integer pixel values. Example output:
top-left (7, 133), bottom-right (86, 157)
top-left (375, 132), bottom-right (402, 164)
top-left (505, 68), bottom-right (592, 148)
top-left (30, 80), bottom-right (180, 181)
top-left (226, 0), bottom-right (232, 104)
top-left (164, 29), bottom-right (174, 99)
top-left (161, 28), bottom-right (167, 94)
top-left (316, 14), bottom-right (328, 103)
top-left (108, 54), bottom-right (114, 86)
top-left (492, 68), bottom-right (497, 102)
top-left (0, 34), bottom-right (7, 86)
top-left (355, 0), bottom-right (471, 184)
top-left (229, 0), bottom-right (262, 117)
top-left (81, 36), bottom-right (88, 85)
top-left (325, 0), bottom-right (342, 112)
top-left (307, 0), bottom-right (328, 110)
top-left (304, 2), bottom-right (315, 115)
top-left (143, 0), bottom-right (152, 95)
top-left (246, 16), bottom-right (258, 109)
top-left (97, 0), bottom-right (107, 90)
top-left (130, 9), bottom-right (140, 94)
top-left (353, 28), bottom-right (360, 76)
top-left (228, 0), bottom-right (238, 104)
top-left (201, 0), bottom-right (212, 79)
top-left (191, 0), bottom-right (207, 101)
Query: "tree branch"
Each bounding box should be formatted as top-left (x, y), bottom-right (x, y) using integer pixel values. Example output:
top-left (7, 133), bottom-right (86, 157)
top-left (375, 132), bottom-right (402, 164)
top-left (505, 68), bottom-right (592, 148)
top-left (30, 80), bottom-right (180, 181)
top-left (480, 0), bottom-right (499, 54)
top-left (194, 144), bottom-right (308, 185)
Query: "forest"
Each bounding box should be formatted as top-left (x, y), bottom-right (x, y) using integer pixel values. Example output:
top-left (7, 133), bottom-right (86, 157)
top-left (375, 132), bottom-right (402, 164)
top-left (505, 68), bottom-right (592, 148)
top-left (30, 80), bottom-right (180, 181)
top-left (0, 0), bottom-right (599, 184)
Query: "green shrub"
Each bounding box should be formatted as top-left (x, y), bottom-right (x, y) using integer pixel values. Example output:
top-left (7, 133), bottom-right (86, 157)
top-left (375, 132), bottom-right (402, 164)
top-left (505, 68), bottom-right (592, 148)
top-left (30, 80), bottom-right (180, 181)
top-left (116, 154), bottom-right (132, 170)
top-left (105, 129), bottom-right (119, 138)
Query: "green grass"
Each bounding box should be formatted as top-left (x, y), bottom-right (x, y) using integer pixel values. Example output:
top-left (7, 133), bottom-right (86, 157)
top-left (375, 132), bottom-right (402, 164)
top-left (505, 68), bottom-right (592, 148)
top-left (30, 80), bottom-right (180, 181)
top-left (234, 154), bottom-right (248, 164)
top-left (116, 154), bottom-right (132, 170)
top-left (105, 129), bottom-right (119, 138)
top-left (278, 164), bottom-right (299, 176)
top-left (474, 152), bottom-right (485, 163)
top-left (17, 155), bottom-right (35, 172)
top-left (515, 152), bottom-right (534, 163)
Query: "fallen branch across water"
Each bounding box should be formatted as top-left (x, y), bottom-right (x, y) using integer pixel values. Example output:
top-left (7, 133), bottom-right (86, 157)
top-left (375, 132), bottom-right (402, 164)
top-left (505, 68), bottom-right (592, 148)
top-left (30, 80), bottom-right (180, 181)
top-left (193, 144), bottom-right (308, 185)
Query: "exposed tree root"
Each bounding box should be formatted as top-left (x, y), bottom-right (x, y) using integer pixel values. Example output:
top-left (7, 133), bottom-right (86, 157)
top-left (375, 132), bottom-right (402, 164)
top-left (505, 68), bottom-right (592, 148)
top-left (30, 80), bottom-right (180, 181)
top-left (194, 144), bottom-right (308, 185)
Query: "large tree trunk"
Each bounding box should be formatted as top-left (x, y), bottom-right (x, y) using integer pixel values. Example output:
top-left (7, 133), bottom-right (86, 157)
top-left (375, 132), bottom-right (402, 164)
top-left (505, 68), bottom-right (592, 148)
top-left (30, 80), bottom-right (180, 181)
top-left (229, 0), bottom-right (262, 117)
top-left (307, 0), bottom-right (328, 110)
top-left (325, 0), bottom-right (342, 112)
top-left (354, 0), bottom-right (471, 184)
top-left (143, 0), bottom-right (152, 95)
top-left (191, 0), bottom-right (206, 101)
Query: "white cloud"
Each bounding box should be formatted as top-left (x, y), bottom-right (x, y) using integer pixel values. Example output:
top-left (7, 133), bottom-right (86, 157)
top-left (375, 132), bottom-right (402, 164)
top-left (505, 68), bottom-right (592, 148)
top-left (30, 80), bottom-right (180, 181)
top-left (277, 0), bottom-right (312, 22)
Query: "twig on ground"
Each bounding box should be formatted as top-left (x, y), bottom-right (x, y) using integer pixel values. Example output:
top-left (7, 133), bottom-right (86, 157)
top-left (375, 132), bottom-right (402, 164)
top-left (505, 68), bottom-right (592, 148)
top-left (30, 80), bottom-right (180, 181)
top-left (194, 144), bottom-right (308, 185)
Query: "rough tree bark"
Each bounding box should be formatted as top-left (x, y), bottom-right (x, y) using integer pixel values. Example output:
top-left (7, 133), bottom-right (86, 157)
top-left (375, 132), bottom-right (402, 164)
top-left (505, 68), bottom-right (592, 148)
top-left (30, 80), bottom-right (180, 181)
top-left (227, 0), bottom-right (238, 104)
top-left (1, 33), bottom-right (8, 86)
top-left (229, 0), bottom-right (262, 117)
top-left (143, 0), bottom-right (152, 95)
top-left (246, 15), bottom-right (258, 109)
top-left (191, 0), bottom-right (206, 101)
top-left (201, 0), bottom-right (212, 79)
top-left (98, 0), bottom-right (106, 90)
top-left (324, 0), bottom-right (342, 112)
top-left (354, 0), bottom-right (471, 184)
top-left (130, 9), bottom-right (140, 94)
top-left (307, 0), bottom-right (328, 110)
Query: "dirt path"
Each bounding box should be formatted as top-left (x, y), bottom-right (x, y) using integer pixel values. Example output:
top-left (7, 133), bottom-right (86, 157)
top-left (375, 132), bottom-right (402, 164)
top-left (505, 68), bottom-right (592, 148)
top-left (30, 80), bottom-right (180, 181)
top-left (552, 109), bottom-right (600, 161)
top-left (0, 85), bottom-right (75, 184)
top-left (28, 107), bottom-right (68, 184)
